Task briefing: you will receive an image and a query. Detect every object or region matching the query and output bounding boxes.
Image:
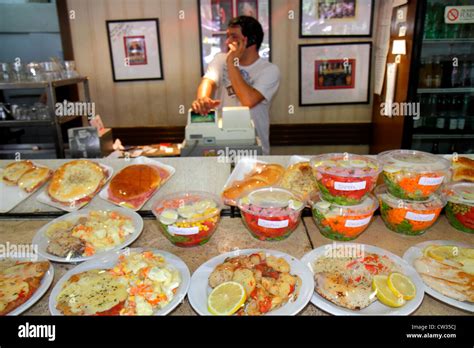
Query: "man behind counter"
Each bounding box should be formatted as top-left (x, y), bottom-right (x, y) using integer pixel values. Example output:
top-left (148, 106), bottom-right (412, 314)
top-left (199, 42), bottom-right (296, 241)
top-left (191, 16), bottom-right (280, 155)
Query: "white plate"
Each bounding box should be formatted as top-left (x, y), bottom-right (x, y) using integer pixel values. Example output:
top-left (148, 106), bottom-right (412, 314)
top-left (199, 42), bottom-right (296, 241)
top-left (33, 207), bottom-right (144, 263)
top-left (36, 162), bottom-right (113, 212)
top-left (99, 157), bottom-right (176, 211)
top-left (49, 247), bottom-right (190, 315)
top-left (188, 248), bottom-right (315, 315)
top-left (301, 243), bottom-right (425, 316)
top-left (0, 163), bottom-right (52, 213)
top-left (1, 255), bottom-right (54, 315)
top-left (403, 240), bottom-right (474, 313)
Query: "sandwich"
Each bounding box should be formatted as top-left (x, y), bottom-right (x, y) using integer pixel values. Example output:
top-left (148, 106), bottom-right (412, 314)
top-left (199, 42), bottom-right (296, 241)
top-left (18, 167), bottom-right (52, 193)
top-left (2, 161), bottom-right (35, 185)
top-left (453, 157), bottom-right (474, 182)
top-left (108, 164), bottom-right (162, 209)
top-left (48, 160), bottom-right (107, 206)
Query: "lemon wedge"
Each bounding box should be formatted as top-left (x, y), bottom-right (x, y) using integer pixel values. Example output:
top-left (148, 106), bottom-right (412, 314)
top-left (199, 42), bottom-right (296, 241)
top-left (423, 245), bottom-right (438, 257)
top-left (460, 247), bottom-right (474, 259)
top-left (208, 281), bottom-right (246, 316)
top-left (372, 275), bottom-right (406, 308)
top-left (428, 245), bottom-right (460, 261)
top-left (387, 273), bottom-right (416, 300)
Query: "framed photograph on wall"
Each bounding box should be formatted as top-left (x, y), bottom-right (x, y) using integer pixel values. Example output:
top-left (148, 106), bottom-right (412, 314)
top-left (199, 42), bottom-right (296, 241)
top-left (198, 0), bottom-right (271, 75)
top-left (299, 42), bottom-right (372, 106)
top-left (106, 18), bottom-right (164, 82)
top-left (300, 0), bottom-right (374, 37)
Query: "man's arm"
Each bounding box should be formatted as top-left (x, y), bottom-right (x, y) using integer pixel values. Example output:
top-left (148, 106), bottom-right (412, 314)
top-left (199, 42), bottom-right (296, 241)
top-left (192, 78), bottom-right (220, 115)
top-left (226, 60), bottom-right (264, 108)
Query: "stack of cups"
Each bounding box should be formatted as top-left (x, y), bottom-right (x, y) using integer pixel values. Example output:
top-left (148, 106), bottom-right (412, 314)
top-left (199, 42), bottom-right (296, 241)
top-left (376, 150), bottom-right (449, 236)
top-left (309, 153), bottom-right (381, 241)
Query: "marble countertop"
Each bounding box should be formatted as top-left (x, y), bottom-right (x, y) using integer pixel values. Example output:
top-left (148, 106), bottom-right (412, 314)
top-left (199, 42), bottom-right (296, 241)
top-left (0, 214), bottom-right (471, 316)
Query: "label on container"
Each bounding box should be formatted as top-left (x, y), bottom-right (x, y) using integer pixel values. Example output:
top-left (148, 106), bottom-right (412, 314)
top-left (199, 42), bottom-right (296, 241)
top-left (334, 181), bottom-right (366, 191)
top-left (344, 216), bottom-right (372, 228)
top-left (258, 218), bottom-right (289, 229)
top-left (418, 176), bottom-right (444, 186)
top-left (405, 211), bottom-right (435, 222)
top-left (168, 226), bottom-right (199, 236)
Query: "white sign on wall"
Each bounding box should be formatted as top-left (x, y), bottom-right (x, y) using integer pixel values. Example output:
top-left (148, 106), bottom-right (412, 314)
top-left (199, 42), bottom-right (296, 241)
top-left (445, 6), bottom-right (474, 24)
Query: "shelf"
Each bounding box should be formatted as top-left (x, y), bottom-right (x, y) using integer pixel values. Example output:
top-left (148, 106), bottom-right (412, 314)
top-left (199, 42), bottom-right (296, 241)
top-left (423, 38), bottom-right (474, 44)
top-left (0, 76), bottom-right (87, 90)
top-left (0, 120), bottom-right (53, 128)
top-left (417, 87), bottom-right (474, 94)
top-left (58, 115), bottom-right (83, 124)
top-left (412, 133), bottom-right (474, 140)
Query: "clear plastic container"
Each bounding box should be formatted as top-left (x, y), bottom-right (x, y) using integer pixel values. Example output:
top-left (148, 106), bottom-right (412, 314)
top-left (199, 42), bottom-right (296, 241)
top-left (443, 182), bottom-right (474, 234)
top-left (237, 187), bottom-right (304, 241)
top-left (375, 185), bottom-right (446, 236)
top-left (377, 150), bottom-right (450, 201)
top-left (152, 191), bottom-right (222, 247)
top-left (310, 192), bottom-right (378, 241)
top-left (310, 153), bottom-right (381, 206)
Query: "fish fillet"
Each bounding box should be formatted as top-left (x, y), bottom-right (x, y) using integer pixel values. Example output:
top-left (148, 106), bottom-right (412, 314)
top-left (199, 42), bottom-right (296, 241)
top-left (421, 274), bottom-right (473, 303)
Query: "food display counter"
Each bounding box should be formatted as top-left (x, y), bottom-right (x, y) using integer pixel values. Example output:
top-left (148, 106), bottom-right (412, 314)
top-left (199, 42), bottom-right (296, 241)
top-left (0, 155), bottom-right (472, 316)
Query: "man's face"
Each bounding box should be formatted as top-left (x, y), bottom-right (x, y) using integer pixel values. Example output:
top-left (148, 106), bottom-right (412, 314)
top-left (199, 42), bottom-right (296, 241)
top-left (225, 26), bottom-right (245, 51)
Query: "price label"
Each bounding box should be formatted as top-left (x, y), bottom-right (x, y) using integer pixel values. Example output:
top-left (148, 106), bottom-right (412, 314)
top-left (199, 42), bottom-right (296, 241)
top-left (168, 226), bottom-right (199, 236)
top-left (258, 219), bottom-right (289, 229)
top-left (418, 176), bottom-right (444, 186)
top-left (405, 211), bottom-right (435, 222)
top-left (334, 181), bottom-right (366, 191)
top-left (345, 216), bottom-right (372, 228)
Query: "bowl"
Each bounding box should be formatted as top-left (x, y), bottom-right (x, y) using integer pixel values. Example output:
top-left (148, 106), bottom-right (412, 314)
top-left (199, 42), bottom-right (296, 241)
top-left (152, 191), bottom-right (222, 247)
top-left (377, 149), bottom-right (450, 201)
top-left (310, 192), bottom-right (378, 241)
top-left (237, 187), bottom-right (304, 241)
top-left (310, 153), bottom-right (381, 206)
top-left (443, 182), bottom-right (474, 234)
top-left (375, 185), bottom-right (446, 236)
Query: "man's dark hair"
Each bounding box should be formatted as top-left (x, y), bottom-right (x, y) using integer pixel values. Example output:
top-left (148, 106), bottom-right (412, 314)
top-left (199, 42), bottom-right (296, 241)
top-left (228, 16), bottom-right (264, 50)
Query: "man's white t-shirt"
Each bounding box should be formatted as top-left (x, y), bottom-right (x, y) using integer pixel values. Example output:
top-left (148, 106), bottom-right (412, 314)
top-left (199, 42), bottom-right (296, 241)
top-left (204, 53), bottom-right (280, 155)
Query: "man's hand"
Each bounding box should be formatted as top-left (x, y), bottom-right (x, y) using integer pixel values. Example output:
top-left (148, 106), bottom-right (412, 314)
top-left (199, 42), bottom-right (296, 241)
top-left (226, 37), bottom-right (247, 65)
top-left (191, 96), bottom-right (220, 115)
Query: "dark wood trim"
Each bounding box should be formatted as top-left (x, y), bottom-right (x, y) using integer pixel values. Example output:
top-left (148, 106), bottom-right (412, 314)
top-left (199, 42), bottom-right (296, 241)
top-left (111, 123), bottom-right (372, 146)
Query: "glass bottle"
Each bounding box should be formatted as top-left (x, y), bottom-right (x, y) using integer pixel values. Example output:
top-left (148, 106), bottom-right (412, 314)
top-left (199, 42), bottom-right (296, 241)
top-left (433, 56), bottom-right (443, 88)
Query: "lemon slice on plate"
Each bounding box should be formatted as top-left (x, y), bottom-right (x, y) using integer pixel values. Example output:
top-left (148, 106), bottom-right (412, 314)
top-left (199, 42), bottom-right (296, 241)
top-left (428, 245), bottom-right (460, 261)
top-left (372, 275), bottom-right (406, 308)
top-left (422, 245), bottom-right (438, 257)
top-left (208, 281), bottom-right (247, 316)
top-left (460, 247), bottom-right (474, 259)
top-left (387, 273), bottom-right (416, 300)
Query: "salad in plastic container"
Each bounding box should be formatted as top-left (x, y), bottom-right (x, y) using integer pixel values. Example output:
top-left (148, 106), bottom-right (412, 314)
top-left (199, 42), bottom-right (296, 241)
top-left (310, 153), bottom-right (381, 206)
top-left (443, 182), bottom-right (474, 234)
top-left (375, 185), bottom-right (446, 236)
top-left (152, 192), bottom-right (222, 247)
top-left (310, 192), bottom-right (378, 241)
top-left (377, 150), bottom-right (450, 201)
top-left (237, 187), bottom-right (304, 241)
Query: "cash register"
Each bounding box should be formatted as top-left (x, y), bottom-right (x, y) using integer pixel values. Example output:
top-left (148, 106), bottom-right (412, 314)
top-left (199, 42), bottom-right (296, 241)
top-left (184, 106), bottom-right (256, 146)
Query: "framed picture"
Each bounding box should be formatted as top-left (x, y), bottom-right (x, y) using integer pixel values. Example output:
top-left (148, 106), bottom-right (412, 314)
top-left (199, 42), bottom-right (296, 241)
top-left (198, 0), bottom-right (271, 75)
top-left (299, 42), bottom-right (372, 106)
top-left (106, 18), bottom-right (164, 82)
top-left (300, 0), bottom-right (374, 37)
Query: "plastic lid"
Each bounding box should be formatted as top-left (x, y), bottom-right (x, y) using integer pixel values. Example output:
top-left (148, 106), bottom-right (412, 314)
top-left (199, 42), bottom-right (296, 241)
top-left (152, 191), bottom-right (222, 225)
top-left (310, 153), bottom-right (380, 177)
top-left (310, 192), bottom-right (378, 217)
top-left (443, 182), bottom-right (474, 205)
top-left (238, 187), bottom-right (305, 216)
top-left (375, 185), bottom-right (446, 210)
top-left (377, 149), bottom-right (450, 173)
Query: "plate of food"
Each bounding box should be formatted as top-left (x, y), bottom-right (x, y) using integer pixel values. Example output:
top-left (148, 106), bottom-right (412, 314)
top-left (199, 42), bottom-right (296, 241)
top-left (36, 160), bottom-right (113, 212)
top-left (0, 256), bottom-right (54, 315)
top-left (221, 158), bottom-right (285, 206)
top-left (0, 160), bottom-right (52, 213)
top-left (49, 248), bottom-right (190, 315)
top-left (403, 240), bottom-right (473, 312)
top-left (99, 157), bottom-right (175, 211)
top-left (301, 243), bottom-right (424, 315)
top-left (33, 207), bottom-right (144, 263)
top-left (280, 156), bottom-right (318, 204)
top-left (188, 249), bottom-right (314, 315)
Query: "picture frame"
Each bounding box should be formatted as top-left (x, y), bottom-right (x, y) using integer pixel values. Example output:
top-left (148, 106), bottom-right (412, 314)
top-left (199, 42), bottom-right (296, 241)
top-left (106, 18), bottom-right (164, 82)
top-left (299, 42), bottom-right (372, 106)
top-left (198, 0), bottom-right (271, 75)
top-left (299, 0), bottom-right (374, 38)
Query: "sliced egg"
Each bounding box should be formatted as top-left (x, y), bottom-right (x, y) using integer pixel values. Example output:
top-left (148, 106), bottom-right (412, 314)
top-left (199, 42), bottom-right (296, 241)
top-left (314, 201), bottom-right (331, 210)
top-left (383, 165), bottom-right (400, 173)
top-left (350, 159), bottom-right (367, 168)
top-left (177, 205), bottom-right (196, 219)
top-left (288, 199), bottom-right (304, 210)
top-left (193, 199), bottom-right (217, 213)
top-left (159, 209), bottom-right (178, 225)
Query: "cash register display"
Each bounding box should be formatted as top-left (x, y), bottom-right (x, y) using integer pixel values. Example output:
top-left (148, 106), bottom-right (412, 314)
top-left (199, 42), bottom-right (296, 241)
top-left (190, 111), bottom-right (216, 124)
